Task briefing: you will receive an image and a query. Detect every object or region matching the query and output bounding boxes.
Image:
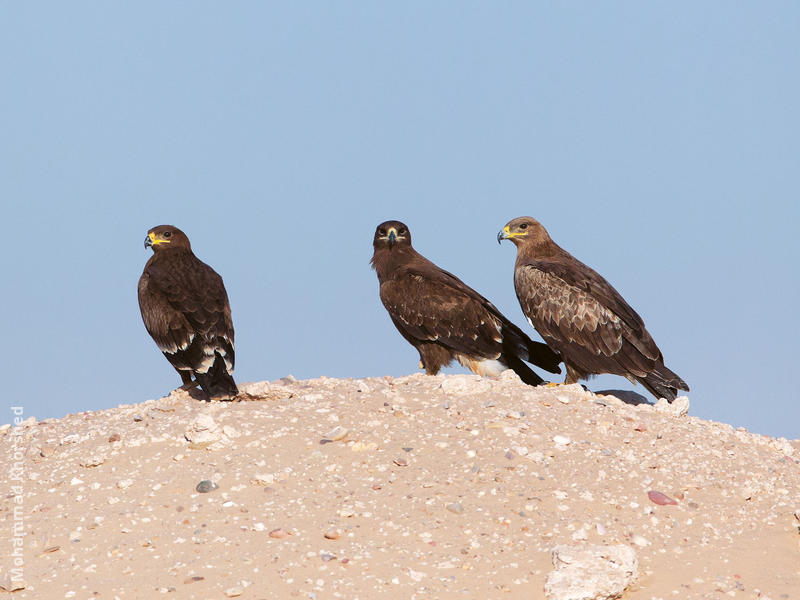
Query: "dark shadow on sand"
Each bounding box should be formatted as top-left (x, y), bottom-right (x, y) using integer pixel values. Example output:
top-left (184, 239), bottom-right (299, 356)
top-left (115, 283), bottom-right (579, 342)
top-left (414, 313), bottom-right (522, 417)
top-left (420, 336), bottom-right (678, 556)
top-left (594, 389), bottom-right (652, 406)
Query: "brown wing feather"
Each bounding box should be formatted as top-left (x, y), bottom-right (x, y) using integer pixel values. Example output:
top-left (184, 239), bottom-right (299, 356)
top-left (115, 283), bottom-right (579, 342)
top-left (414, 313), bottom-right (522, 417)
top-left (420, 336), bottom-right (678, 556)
top-left (380, 273), bottom-right (503, 360)
top-left (515, 264), bottom-right (658, 378)
top-left (138, 251), bottom-right (235, 373)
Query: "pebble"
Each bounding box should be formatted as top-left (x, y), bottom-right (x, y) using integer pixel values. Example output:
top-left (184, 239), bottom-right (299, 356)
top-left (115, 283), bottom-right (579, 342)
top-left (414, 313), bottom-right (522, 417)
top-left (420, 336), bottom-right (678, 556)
top-left (40, 444), bottom-right (56, 458)
top-left (323, 426), bottom-right (349, 441)
top-left (70, 477), bottom-right (84, 486)
top-left (393, 457), bottom-right (408, 467)
top-left (133, 414), bottom-right (144, 422)
top-left (116, 479), bottom-right (134, 489)
top-left (269, 528), bottom-right (290, 539)
top-left (324, 529), bottom-right (340, 540)
top-left (632, 535), bottom-right (650, 547)
top-left (252, 473), bottom-right (274, 485)
top-left (446, 502), bottom-right (464, 514)
top-left (107, 433), bottom-right (120, 443)
top-left (553, 435), bottom-right (571, 446)
top-left (224, 586), bottom-right (244, 597)
top-left (196, 480), bottom-right (218, 493)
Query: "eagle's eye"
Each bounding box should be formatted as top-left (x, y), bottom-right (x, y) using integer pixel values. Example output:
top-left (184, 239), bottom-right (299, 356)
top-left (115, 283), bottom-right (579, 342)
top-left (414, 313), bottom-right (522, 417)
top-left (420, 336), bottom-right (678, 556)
top-left (163, 231), bottom-right (172, 238)
top-left (398, 228), bottom-right (406, 235)
top-left (519, 223), bottom-right (528, 230)
top-left (378, 228), bottom-right (386, 236)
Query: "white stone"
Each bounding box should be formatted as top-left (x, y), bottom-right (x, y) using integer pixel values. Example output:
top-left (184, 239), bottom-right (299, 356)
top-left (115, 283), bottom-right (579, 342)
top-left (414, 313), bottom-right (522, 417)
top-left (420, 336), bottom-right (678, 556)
top-left (545, 544), bottom-right (638, 600)
top-left (653, 396), bottom-right (690, 417)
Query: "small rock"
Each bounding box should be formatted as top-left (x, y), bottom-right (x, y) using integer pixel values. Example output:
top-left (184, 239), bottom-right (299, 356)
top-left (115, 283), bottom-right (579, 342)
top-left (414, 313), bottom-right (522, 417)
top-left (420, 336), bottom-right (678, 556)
top-left (269, 528), bottom-right (290, 539)
top-left (654, 396), bottom-right (690, 417)
top-left (196, 480), bottom-right (218, 493)
top-left (221, 424), bottom-right (240, 439)
top-left (39, 444), bottom-right (56, 458)
top-left (446, 502), bottom-right (464, 514)
top-left (116, 479), bottom-right (134, 489)
top-left (324, 529), bottom-right (341, 540)
top-left (185, 413), bottom-right (225, 447)
top-left (108, 433), bottom-right (120, 443)
top-left (632, 535), bottom-right (650, 547)
top-left (252, 473), bottom-right (274, 486)
top-left (81, 454), bottom-right (106, 468)
top-left (224, 586), bottom-right (244, 597)
top-left (393, 457), bottom-right (408, 467)
top-left (553, 435), bottom-right (571, 446)
top-left (133, 414), bottom-right (144, 422)
top-left (70, 477), bottom-right (84, 486)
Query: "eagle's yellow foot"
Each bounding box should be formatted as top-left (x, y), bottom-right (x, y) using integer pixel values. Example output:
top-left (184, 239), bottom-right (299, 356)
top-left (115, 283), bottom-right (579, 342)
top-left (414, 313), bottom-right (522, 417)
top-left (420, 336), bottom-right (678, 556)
top-left (418, 361), bottom-right (424, 369)
top-left (545, 382), bottom-right (562, 388)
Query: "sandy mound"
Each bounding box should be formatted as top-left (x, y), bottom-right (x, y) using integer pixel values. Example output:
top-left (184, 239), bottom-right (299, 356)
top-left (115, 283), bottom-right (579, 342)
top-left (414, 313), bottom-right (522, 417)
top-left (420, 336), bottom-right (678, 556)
top-left (2, 373), bottom-right (798, 599)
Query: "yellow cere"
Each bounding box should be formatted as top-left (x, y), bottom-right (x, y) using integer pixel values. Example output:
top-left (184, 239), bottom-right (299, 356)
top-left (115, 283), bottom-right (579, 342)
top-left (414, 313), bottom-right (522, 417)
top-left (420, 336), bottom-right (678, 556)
top-left (149, 232), bottom-right (170, 245)
top-left (503, 225), bottom-right (526, 238)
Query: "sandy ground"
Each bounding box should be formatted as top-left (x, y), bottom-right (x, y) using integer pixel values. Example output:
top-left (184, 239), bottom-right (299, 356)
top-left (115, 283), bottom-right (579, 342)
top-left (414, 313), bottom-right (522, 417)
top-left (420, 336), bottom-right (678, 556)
top-left (1, 372), bottom-right (798, 599)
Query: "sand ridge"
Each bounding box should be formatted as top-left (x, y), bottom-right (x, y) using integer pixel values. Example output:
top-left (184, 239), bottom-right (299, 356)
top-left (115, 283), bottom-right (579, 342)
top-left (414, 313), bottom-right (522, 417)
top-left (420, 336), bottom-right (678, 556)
top-left (1, 372), bottom-right (798, 599)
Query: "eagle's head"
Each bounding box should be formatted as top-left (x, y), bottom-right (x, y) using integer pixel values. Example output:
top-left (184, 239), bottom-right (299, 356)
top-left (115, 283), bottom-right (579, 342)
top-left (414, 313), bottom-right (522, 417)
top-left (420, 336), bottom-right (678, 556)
top-left (373, 220), bottom-right (411, 250)
top-left (144, 225), bottom-right (191, 252)
top-left (497, 216), bottom-right (549, 247)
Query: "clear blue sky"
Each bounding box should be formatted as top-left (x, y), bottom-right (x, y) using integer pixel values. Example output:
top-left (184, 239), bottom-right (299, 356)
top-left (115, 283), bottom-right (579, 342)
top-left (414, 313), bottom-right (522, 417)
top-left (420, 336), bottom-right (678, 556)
top-left (2, 3), bottom-right (798, 439)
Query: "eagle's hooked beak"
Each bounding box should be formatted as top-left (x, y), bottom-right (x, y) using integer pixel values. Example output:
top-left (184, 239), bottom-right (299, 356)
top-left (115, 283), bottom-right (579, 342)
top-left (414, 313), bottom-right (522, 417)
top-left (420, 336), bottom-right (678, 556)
top-left (144, 234), bottom-right (154, 249)
top-left (497, 225), bottom-right (524, 244)
top-left (387, 227), bottom-right (398, 246)
top-left (497, 225), bottom-right (511, 244)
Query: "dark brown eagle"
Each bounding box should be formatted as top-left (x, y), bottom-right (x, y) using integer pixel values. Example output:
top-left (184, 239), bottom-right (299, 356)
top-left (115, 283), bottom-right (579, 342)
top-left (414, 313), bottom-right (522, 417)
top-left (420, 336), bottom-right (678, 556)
top-left (138, 225), bottom-right (238, 399)
top-left (371, 220), bottom-right (561, 385)
top-left (498, 216), bottom-right (688, 401)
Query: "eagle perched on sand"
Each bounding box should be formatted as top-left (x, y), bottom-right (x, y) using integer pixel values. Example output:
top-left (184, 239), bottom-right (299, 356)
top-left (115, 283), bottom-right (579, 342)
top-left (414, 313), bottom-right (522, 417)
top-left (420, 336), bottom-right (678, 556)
top-left (138, 225), bottom-right (238, 399)
top-left (371, 220), bottom-right (561, 385)
top-left (498, 216), bottom-right (688, 401)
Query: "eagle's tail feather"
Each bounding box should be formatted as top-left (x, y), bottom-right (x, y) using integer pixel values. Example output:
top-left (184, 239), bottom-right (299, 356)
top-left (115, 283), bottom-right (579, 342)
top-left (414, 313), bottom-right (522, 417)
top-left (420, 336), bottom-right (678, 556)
top-left (195, 352), bottom-right (239, 399)
top-left (504, 353), bottom-right (547, 386)
top-left (637, 363), bottom-right (689, 403)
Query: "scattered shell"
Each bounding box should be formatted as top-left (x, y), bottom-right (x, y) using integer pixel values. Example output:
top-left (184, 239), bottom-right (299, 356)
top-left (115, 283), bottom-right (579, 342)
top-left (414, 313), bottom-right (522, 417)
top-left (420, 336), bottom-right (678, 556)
top-left (323, 426), bottom-right (349, 441)
top-left (107, 433), bottom-right (120, 443)
top-left (224, 586), bottom-right (244, 597)
top-left (553, 435), bottom-right (571, 446)
top-left (393, 457), bottom-right (408, 467)
top-left (648, 490), bottom-right (678, 506)
top-left (324, 529), bottom-right (341, 540)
